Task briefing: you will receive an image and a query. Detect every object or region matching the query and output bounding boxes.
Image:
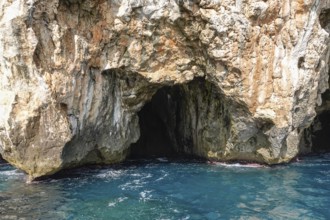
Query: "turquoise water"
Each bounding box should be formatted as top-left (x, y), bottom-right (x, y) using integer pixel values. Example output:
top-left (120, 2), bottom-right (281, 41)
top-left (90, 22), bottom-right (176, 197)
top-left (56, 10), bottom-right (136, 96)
top-left (1, 154), bottom-right (330, 220)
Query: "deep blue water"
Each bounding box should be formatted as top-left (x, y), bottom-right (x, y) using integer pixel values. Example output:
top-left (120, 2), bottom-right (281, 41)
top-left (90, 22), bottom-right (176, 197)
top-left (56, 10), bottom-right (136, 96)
top-left (1, 154), bottom-right (330, 220)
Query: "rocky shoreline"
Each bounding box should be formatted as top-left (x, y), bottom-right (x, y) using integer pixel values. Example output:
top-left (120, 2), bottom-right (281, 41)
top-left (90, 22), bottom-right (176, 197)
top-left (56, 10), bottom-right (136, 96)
top-left (0, 0), bottom-right (329, 180)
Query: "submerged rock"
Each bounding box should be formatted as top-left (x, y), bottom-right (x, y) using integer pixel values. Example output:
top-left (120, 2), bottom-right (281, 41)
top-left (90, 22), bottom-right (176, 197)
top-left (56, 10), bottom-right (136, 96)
top-left (0, 0), bottom-right (329, 179)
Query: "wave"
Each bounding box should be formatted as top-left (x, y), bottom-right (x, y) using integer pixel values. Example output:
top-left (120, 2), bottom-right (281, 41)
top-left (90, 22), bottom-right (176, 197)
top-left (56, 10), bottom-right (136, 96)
top-left (155, 173), bottom-right (169, 182)
top-left (108, 197), bottom-right (128, 207)
top-left (139, 190), bottom-right (153, 202)
top-left (210, 162), bottom-right (266, 168)
top-left (96, 170), bottom-right (126, 179)
top-left (156, 158), bottom-right (168, 162)
top-left (119, 178), bottom-right (148, 190)
top-left (0, 169), bottom-right (25, 177)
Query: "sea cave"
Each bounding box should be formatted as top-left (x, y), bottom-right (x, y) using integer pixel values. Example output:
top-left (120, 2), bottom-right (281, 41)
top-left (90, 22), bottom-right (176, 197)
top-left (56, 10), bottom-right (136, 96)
top-left (129, 77), bottom-right (231, 159)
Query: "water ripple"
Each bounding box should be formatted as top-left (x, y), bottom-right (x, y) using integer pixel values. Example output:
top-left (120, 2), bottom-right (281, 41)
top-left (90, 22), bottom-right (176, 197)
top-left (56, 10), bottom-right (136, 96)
top-left (0, 157), bottom-right (330, 219)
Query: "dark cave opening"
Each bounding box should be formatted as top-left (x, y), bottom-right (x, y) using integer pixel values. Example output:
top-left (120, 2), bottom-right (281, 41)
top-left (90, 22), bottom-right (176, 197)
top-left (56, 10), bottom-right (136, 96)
top-left (129, 77), bottom-right (229, 159)
top-left (297, 8), bottom-right (330, 154)
top-left (319, 8), bottom-right (330, 33)
top-left (307, 7), bottom-right (330, 152)
top-left (0, 154), bottom-right (6, 164)
top-left (311, 111), bottom-right (330, 153)
top-left (129, 82), bottom-right (190, 159)
top-left (311, 90), bottom-right (330, 153)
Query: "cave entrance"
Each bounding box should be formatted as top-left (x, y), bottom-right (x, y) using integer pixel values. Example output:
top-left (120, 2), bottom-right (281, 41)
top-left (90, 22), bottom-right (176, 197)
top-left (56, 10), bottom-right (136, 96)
top-left (129, 82), bottom-right (190, 159)
top-left (0, 154), bottom-right (6, 164)
top-left (311, 111), bottom-right (330, 152)
top-left (129, 90), bottom-right (175, 158)
top-left (310, 90), bottom-right (330, 153)
top-left (310, 6), bottom-right (330, 153)
top-left (129, 77), bottom-right (230, 159)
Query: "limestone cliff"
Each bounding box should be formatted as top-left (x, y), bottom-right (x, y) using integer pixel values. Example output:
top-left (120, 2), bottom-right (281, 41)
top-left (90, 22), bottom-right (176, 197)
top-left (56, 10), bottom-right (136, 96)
top-left (0, 0), bottom-right (329, 179)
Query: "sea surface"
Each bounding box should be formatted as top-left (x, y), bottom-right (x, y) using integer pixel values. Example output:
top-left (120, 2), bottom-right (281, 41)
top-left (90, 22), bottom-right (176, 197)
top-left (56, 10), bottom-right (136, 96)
top-left (1, 154), bottom-right (330, 220)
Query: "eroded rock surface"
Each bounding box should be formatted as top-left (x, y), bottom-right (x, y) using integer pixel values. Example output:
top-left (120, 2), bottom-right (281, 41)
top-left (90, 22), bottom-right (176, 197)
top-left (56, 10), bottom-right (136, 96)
top-left (0, 0), bottom-right (329, 179)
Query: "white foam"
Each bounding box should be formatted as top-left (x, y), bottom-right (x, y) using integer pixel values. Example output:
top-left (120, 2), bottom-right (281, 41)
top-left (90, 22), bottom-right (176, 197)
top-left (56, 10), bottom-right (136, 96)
top-left (118, 197), bottom-right (128, 202)
top-left (108, 197), bottom-right (128, 207)
top-left (157, 158), bottom-right (168, 162)
top-left (212, 162), bottom-right (265, 168)
top-left (96, 170), bottom-right (125, 179)
top-left (119, 172), bottom-right (153, 190)
top-left (120, 180), bottom-right (146, 190)
top-left (139, 190), bottom-right (153, 202)
top-left (155, 173), bottom-right (168, 182)
top-left (108, 202), bottom-right (116, 207)
top-left (144, 173), bottom-right (152, 178)
top-left (0, 169), bottom-right (24, 177)
top-left (315, 178), bottom-right (329, 184)
top-left (172, 208), bottom-right (180, 213)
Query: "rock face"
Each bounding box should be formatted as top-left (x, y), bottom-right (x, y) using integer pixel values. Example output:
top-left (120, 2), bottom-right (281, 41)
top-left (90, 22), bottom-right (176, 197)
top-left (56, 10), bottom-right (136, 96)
top-left (0, 0), bottom-right (329, 179)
